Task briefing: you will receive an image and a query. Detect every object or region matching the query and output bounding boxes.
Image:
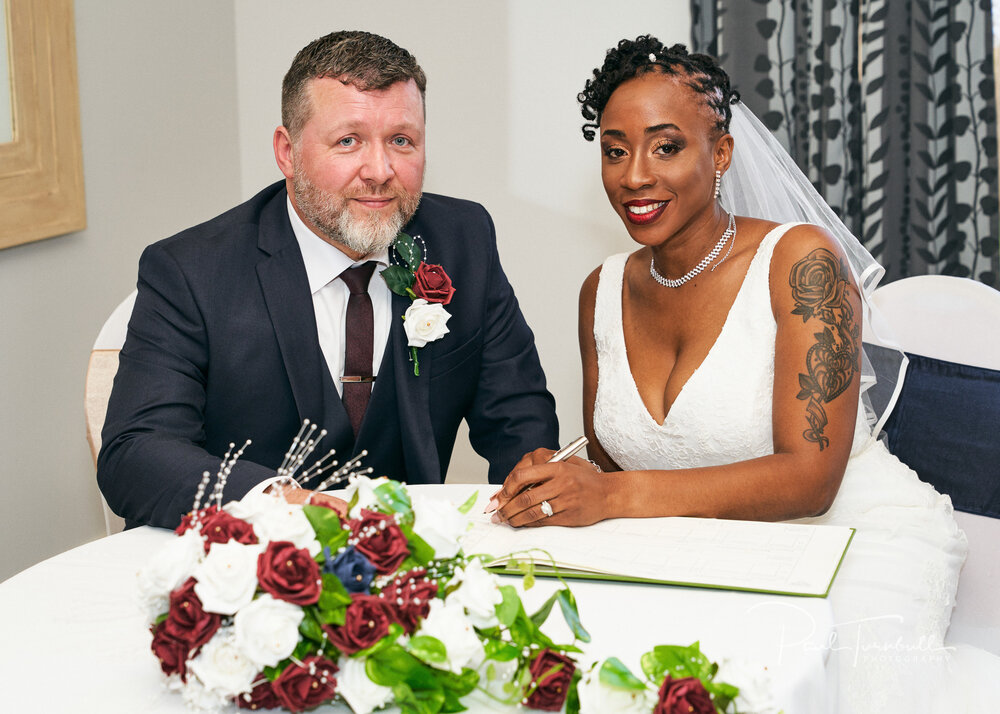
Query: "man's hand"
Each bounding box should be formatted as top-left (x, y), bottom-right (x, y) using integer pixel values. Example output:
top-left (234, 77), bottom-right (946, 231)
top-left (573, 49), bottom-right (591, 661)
top-left (266, 483), bottom-right (348, 517)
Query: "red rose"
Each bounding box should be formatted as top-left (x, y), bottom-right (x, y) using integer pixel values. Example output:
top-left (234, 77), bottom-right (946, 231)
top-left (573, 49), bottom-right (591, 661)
top-left (235, 674), bottom-right (282, 710)
top-left (200, 509), bottom-right (258, 552)
top-left (162, 577), bottom-right (221, 649)
top-left (150, 620), bottom-right (190, 679)
top-left (257, 541), bottom-right (322, 605)
top-left (322, 593), bottom-right (394, 655)
top-left (271, 655), bottom-right (338, 713)
top-left (380, 569), bottom-right (438, 633)
top-left (654, 676), bottom-right (715, 714)
top-left (526, 648), bottom-right (576, 712)
top-left (412, 262), bottom-right (455, 304)
top-left (351, 510), bottom-right (410, 575)
top-left (175, 505), bottom-right (219, 535)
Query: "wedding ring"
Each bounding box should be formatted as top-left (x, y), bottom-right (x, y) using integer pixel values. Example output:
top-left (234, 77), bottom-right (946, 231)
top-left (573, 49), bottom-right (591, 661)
top-left (540, 500), bottom-right (554, 517)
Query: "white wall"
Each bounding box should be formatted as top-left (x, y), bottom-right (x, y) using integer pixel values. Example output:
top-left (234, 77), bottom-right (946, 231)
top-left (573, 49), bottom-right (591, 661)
top-left (233, 0), bottom-right (690, 482)
top-left (0, 0), bottom-right (690, 581)
top-left (0, 1), bottom-right (242, 582)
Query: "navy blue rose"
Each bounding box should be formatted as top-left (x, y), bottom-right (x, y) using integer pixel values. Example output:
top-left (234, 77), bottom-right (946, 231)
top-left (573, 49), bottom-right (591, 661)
top-left (323, 545), bottom-right (376, 593)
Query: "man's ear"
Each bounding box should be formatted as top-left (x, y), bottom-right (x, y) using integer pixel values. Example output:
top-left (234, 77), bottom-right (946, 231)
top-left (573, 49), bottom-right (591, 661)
top-left (273, 126), bottom-right (295, 179)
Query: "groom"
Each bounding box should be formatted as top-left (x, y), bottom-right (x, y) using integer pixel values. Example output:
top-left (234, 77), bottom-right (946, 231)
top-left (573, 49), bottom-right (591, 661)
top-left (97, 31), bottom-right (558, 529)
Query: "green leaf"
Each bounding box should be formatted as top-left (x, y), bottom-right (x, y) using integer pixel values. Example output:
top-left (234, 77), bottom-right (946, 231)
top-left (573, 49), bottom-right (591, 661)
top-left (408, 635), bottom-right (448, 665)
top-left (598, 657), bottom-right (647, 691)
top-left (367, 644), bottom-right (421, 686)
top-left (317, 572), bottom-right (352, 623)
top-left (375, 480), bottom-right (414, 518)
top-left (298, 607), bottom-right (326, 644)
top-left (399, 523), bottom-right (435, 566)
top-left (353, 623), bottom-right (405, 659)
top-left (641, 643), bottom-right (708, 682)
top-left (565, 668), bottom-right (583, 714)
top-left (457, 490), bottom-right (480, 515)
top-left (496, 585), bottom-right (521, 627)
top-left (382, 264), bottom-right (416, 297)
top-left (393, 232), bottom-right (422, 269)
top-left (483, 638), bottom-right (521, 662)
top-left (530, 590), bottom-right (560, 628)
top-left (557, 589), bottom-right (591, 643)
top-left (302, 504), bottom-right (345, 547)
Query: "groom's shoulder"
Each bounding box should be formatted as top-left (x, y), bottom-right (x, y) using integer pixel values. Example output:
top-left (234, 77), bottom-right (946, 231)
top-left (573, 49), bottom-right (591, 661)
top-left (146, 181), bottom-right (286, 260)
top-left (410, 193), bottom-right (493, 237)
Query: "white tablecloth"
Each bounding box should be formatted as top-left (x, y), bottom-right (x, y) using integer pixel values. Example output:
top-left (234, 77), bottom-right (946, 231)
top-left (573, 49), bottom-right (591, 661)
top-left (0, 485), bottom-right (836, 712)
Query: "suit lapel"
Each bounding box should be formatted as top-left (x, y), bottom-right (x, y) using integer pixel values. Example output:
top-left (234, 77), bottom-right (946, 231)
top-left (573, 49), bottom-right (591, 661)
top-left (255, 190), bottom-right (351, 440)
top-left (388, 290), bottom-right (441, 481)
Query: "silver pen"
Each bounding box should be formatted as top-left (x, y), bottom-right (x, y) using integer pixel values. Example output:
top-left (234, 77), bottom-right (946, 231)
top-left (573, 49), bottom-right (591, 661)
top-left (545, 435), bottom-right (589, 463)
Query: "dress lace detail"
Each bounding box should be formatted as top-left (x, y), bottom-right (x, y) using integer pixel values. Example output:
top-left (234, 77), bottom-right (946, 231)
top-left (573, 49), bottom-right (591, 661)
top-left (590, 224), bottom-right (984, 713)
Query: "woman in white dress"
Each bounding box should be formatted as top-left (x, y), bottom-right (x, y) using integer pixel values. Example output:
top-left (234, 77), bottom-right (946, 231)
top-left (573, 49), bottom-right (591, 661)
top-left (490, 37), bottom-right (998, 711)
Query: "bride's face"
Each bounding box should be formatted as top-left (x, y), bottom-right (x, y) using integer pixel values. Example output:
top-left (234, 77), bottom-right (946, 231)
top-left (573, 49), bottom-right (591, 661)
top-left (599, 71), bottom-right (724, 246)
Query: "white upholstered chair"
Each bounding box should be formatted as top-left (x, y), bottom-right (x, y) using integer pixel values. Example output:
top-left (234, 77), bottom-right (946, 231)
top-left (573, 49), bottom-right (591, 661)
top-left (871, 275), bottom-right (1000, 654)
top-left (85, 291), bottom-right (136, 535)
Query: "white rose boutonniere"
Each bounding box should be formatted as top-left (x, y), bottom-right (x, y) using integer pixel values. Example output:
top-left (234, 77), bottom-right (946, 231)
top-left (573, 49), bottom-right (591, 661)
top-left (381, 232), bottom-right (455, 376)
top-left (403, 299), bottom-right (451, 349)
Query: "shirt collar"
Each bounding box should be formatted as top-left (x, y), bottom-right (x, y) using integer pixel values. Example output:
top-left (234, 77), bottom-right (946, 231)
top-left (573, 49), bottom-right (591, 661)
top-left (287, 196), bottom-right (389, 295)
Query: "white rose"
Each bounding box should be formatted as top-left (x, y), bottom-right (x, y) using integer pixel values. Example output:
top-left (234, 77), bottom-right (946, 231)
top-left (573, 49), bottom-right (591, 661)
top-left (342, 474), bottom-right (390, 519)
top-left (717, 656), bottom-right (780, 714)
top-left (179, 676), bottom-right (229, 713)
top-left (234, 495), bottom-right (320, 557)
top-left (411, 492), bottom-right (470, 560)
top-left (403, 299), bottom-right (451, 348)
top-left (577, 665), bottom-right (655, 714)
top-left (449, 558), bottom-right (502, 629)
top-left (233, 594), bottom-right (304, 669)
top-left (187, 627), bottom-right (258, 698)
top-left (137, 529), bottom-right (204, 619)
top-left (336, 656), bottom-right (393, 714)
top-left (415, 598), bottom-right (484, 674)
top-left (193, 541), bottom-right (262, 615)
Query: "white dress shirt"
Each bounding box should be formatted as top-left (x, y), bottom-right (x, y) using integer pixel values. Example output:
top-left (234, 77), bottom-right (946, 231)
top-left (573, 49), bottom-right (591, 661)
top-left (287, 197), bottom-right (393, 397)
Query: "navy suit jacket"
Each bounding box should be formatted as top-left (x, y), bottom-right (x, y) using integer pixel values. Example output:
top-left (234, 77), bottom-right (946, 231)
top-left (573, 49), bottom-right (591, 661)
top-left (98, 182), bottom-right (558, 529)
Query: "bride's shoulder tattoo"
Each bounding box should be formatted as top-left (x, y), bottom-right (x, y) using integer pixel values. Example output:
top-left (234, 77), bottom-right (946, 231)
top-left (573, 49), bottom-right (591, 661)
top-left (788, 248), bottom-right (860, 450)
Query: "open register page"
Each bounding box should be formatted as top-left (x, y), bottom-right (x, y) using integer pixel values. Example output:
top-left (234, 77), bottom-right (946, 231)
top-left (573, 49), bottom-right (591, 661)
top-left (462, 514), bottom-right (854, 597)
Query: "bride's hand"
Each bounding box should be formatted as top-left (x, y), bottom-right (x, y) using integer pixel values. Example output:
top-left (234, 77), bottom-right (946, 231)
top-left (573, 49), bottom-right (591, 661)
top-left (488, 456), bottom-right (609, 527)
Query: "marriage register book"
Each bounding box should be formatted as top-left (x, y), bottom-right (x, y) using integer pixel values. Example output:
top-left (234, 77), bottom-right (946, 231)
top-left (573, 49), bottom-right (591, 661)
top-left (462, 515), bottom-right (854, 598)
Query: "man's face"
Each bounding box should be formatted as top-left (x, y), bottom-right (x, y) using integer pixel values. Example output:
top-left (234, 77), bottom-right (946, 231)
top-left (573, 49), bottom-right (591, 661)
top-left (279, 77), bottom-right (425, 257)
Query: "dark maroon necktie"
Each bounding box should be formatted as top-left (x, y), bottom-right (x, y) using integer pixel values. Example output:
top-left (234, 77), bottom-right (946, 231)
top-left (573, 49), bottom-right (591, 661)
top-left (339, 262), bottom-right (377, 435)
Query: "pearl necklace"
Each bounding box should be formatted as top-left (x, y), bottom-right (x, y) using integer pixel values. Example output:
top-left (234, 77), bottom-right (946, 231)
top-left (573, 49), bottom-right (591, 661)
top-left (649, 213), bottom-right (737, 288)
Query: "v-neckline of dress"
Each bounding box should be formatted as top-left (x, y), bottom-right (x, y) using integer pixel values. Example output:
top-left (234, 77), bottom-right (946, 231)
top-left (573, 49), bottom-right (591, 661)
top-left (618, 225), bottom-right (783, 429)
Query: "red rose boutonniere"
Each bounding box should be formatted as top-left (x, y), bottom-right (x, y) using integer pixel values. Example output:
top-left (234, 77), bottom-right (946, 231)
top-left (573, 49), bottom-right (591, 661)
top-left (381, 232), bottom-right (455, 376)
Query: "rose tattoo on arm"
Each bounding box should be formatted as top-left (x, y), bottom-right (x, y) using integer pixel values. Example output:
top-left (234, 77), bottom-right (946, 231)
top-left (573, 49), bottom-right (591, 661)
top-left (788, 248), bottom-right (860, 450)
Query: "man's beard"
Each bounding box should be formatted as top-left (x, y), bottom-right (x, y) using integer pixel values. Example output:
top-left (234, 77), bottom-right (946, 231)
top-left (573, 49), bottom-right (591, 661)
top-left (292, 166), bottom-right (421, 257)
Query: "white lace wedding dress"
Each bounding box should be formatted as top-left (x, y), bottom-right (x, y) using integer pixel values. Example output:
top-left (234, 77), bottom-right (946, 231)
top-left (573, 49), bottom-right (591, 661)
top-left (592, 224), bottom-right (999, 713)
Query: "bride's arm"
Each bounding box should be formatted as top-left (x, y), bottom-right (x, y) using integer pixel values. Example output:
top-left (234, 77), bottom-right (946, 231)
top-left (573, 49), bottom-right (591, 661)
top-left (493, 226), bottom-right (862, 527)
top-left (579, 265), bottom-right (622, 473)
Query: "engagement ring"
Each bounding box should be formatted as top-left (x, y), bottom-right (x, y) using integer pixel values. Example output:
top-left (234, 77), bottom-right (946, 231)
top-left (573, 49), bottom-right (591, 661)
top-left (540, 500), bottom-right (554, 517)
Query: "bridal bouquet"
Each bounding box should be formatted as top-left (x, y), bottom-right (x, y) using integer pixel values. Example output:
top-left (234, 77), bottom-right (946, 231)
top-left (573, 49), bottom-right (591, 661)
top-left (137, 427), bottom-right (771, 713)
top-left (138, 472), bottom-right (592, 714)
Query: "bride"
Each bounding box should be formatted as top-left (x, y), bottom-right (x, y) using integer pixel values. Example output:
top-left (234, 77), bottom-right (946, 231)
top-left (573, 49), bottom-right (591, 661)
top-left (489, 36), bottom-right (999, 711)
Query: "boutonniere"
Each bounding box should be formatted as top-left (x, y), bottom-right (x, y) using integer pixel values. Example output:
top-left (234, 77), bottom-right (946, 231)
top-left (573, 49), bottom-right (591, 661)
top-left (381, 232), bottom-right (455, 376)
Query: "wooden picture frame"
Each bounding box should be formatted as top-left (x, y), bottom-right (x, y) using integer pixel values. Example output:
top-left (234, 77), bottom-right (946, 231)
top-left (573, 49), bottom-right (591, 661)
top-left (0, 0), bottom-right (86, 250)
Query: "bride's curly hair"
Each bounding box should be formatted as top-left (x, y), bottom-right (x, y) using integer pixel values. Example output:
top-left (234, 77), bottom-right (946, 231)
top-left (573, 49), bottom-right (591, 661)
top-left (578, 36), bottom-right (740, 141)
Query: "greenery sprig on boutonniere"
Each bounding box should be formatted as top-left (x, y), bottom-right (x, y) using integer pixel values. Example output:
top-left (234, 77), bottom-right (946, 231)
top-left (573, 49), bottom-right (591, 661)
top-left (382, 232), bottom-right (456, 376)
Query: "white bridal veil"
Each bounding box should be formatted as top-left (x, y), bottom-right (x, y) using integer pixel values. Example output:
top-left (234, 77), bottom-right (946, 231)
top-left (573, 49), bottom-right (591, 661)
top-left (720, 102), bottom-right (906, 438)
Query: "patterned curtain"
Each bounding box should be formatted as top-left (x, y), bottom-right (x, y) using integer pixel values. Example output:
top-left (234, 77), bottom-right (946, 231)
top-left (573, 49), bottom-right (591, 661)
top-left (692, 0), bottom-right (999, 288)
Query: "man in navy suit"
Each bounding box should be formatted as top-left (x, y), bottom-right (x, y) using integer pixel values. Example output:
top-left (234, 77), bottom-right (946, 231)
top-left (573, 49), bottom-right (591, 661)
top-left (97, 31), bottom-right (558, 529)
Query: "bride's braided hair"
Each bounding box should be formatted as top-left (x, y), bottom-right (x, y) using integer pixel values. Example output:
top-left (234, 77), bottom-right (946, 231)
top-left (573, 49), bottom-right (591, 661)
top-left (579, 36), bottom-right (740, 141)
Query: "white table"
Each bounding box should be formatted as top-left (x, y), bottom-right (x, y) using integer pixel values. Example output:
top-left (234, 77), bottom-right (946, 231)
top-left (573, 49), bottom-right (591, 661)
top-left (0, 485), bottom-right (836, 712)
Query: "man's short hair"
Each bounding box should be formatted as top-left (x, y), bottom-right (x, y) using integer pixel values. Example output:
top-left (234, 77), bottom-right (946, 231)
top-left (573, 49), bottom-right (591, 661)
top-left (281, 30), bottom-right (427, 140)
